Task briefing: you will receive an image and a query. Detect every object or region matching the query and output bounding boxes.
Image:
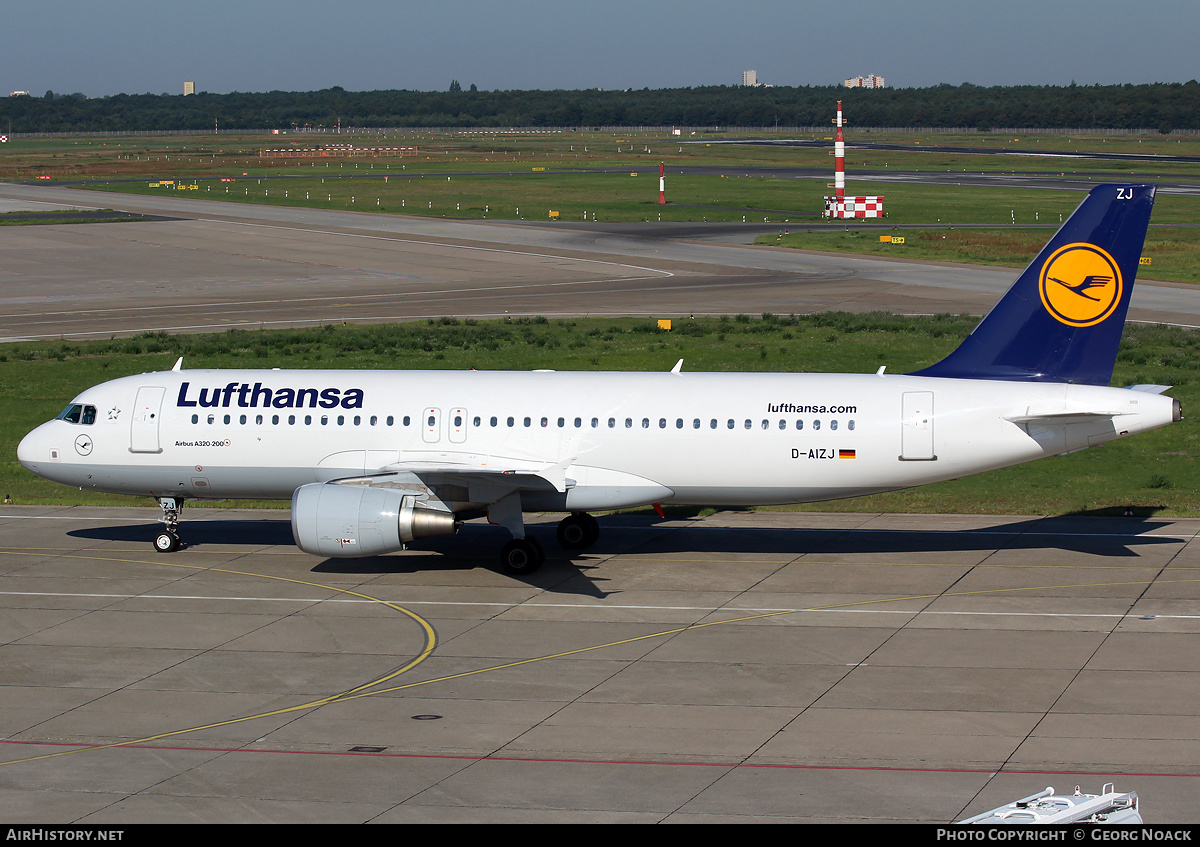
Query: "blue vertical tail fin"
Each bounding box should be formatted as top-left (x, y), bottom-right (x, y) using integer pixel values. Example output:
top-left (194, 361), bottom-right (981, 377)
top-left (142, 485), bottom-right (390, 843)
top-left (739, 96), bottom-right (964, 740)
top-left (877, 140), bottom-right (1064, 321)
top-left (910, 184), bottom-right (1155, 385)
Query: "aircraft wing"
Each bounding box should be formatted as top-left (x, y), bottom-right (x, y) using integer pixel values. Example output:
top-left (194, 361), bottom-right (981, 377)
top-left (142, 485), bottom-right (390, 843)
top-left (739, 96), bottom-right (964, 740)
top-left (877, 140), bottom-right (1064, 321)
top-left (388, 457), bottom-right (574, 493)
top-left (331, 456), bottom-right (576, 499)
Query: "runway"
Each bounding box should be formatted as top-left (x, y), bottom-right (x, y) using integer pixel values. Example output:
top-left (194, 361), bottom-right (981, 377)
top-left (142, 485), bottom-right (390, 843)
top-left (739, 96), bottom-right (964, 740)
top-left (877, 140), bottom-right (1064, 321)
top-left (2, 183), bottom-right (1199, 823)
top-left (2, 183), bottom-right (1199, 344)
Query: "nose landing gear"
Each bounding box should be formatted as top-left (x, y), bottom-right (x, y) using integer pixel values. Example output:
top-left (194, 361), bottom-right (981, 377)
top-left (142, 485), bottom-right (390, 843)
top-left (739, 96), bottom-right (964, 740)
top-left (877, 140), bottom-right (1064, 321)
top-left (154, 497), bottom-right (183, 552)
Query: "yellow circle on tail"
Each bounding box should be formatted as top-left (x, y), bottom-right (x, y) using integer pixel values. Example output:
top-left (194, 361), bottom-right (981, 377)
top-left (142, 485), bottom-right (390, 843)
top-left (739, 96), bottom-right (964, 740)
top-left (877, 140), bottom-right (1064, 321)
top-left (1038, 243), bottom-right (1123, 327)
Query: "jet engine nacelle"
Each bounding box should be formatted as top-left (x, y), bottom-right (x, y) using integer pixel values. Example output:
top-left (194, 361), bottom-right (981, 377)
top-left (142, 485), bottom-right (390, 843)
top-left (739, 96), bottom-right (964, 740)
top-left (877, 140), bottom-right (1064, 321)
top-left (291, 482), bottom-right (457, 558)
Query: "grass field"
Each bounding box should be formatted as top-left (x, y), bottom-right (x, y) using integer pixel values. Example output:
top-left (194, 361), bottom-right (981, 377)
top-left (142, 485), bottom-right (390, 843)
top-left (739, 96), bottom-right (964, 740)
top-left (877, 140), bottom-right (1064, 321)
top-left (759, 224), bottom-right (1200, 284)
top-left (4, 127), bottom-right (1195, 280)
top-left (2, 315), bottom-right (1197, 517)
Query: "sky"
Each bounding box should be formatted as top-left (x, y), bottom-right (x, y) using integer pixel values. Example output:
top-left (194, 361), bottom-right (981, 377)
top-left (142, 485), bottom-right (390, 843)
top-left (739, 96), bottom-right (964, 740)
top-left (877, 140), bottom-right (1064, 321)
top-left (3, 0), bottom-right (1197, 98)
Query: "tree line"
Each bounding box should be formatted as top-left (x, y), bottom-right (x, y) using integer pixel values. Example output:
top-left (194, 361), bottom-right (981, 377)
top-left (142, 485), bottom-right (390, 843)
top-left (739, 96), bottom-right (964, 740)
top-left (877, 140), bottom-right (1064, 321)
top-left (3, 82), bottom-right (1198, 134)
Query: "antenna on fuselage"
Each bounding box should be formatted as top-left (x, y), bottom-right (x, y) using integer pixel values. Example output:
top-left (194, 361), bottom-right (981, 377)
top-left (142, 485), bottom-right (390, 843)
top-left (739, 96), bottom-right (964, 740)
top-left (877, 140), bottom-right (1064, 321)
top-left (172, 357), bottom-right (183, 372)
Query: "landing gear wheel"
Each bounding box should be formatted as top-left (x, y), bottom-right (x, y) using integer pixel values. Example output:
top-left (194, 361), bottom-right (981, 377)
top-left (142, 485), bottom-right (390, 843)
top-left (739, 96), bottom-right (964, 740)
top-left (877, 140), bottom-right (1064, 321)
top-left (557, 512), bottom-right (599, 549)
top-left (155, 497), bottom-right (184, 553)
top-left (154, 530), bottom-right (181, 553)
top-left (500, 537), bottom-right (545, 575)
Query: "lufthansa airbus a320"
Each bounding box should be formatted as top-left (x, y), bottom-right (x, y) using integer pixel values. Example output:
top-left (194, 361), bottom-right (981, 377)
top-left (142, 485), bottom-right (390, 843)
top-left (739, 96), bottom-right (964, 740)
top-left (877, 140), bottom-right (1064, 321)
top-left (18, 185), bottom-right (1180, 574)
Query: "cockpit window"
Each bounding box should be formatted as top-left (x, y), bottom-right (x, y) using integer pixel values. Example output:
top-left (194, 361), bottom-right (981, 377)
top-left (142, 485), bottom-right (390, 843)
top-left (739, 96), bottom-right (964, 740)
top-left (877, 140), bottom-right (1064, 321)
top-left (57, 404), bottom-right (96, 425)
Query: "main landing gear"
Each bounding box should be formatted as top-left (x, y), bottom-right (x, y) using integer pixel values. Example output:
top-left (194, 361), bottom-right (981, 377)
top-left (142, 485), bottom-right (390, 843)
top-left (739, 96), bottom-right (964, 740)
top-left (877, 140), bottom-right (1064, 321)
top-left (499, 512), bottom-right (599, 576)
top-left (500, 536), bottom-right (545, 576)
top-left (490, 491), bottom-right (600, 576)
top-left (499, 513), bottom-right (600, 576)
top-left (556, 512), bottom-right (599, 550)
top-left (154, 496), bottom-right (183, 553)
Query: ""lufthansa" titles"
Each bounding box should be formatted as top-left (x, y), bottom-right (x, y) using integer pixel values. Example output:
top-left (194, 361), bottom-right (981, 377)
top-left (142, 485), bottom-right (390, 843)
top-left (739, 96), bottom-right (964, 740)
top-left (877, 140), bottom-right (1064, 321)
top-left (176, 382), bottom-right (364, 410)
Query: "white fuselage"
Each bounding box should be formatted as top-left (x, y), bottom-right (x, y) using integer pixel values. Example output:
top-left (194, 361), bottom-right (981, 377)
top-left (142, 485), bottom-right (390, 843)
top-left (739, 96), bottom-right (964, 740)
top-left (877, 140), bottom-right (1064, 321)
top-left (17, 367), bottom-right (1178, 514)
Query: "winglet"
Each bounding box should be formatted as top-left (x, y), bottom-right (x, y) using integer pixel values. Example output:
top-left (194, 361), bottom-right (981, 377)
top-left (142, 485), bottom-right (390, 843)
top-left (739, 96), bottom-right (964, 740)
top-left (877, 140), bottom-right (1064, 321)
top-left (910, 184), bottom-right (1155, 385)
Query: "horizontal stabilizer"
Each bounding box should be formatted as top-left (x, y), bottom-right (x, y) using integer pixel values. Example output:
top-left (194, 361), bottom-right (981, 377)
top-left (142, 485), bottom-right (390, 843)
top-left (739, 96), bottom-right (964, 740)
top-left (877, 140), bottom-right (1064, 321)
top-left (1004, 411), bottom-right (1121, 425)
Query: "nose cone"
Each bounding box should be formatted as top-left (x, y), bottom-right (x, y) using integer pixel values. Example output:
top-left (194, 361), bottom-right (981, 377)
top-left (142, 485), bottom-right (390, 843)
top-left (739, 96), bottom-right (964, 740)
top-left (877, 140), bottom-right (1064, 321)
top-left (17, 425), bottom-right (47, 475)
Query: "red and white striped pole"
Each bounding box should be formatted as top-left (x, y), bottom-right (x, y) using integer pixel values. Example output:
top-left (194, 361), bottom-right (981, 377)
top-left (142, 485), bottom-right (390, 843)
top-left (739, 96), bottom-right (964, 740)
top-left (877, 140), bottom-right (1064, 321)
top-left (834, 101), bottom-right (845, 204)
top-left (658, 161), bottom-right (666, 205)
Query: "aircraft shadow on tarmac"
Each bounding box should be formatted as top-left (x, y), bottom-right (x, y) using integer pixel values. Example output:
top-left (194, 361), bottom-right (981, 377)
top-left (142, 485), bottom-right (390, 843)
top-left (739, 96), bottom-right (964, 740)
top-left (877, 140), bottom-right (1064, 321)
top-left (67, 514), bottom-right (1178, 570)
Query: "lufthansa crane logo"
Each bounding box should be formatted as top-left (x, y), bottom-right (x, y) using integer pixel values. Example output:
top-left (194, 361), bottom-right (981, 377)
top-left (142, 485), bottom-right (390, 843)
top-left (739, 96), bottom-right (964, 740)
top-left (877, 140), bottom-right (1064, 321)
top-left (1038, 243), bottom-right (1123, 327)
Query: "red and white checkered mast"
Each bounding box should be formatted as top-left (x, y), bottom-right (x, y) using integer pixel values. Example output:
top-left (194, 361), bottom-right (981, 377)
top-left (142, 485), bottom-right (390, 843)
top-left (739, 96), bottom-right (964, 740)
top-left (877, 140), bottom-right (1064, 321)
top-left (822, 100), bottom-right (883, 219)
top-left (658, 161), bottom-right (666, 205)
top-left (834, 100), bottom-right (845, 202)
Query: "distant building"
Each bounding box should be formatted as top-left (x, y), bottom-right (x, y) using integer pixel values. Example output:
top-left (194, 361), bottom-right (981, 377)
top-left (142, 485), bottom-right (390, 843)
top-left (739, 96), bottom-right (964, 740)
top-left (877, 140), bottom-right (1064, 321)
top-left (9, 91), bottom-right (29, 97)
top-left (844, 74), bottom-right (885, 89)
top-left (184, 81), bottom-right (195, 96)
top-left (742, 70), bottom-right (757, 87)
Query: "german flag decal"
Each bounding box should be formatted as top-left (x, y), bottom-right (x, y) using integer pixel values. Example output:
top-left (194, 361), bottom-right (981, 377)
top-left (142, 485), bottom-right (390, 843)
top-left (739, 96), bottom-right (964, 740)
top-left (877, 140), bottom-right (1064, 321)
top-left (839, 449), bottom-right (856, 459)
